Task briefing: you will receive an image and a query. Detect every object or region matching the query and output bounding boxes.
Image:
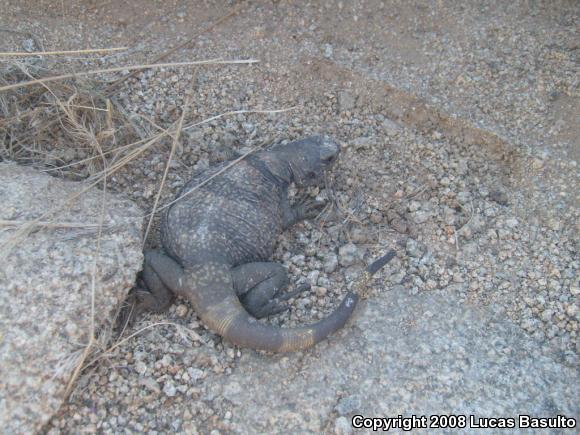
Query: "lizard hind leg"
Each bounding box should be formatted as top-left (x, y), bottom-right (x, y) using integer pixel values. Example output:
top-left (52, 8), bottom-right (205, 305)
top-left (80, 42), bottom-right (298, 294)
top-left (136, 250), bottom-right (183, 313)
top-left (232, 262), bottom-right (308, 319)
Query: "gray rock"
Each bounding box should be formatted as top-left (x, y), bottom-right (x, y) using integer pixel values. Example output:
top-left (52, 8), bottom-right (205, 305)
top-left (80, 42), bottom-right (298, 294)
top-left (324, 44), bottom-right (334, 58)
top-left (541, 309), bottom-right (554, 322)
top-left (334, 416), bottom-right (353, 435)
top-left (242, 122), bottom-right (255, 133)
top-left (457, 191), bottom-right (472, 203)
top-left (221, 132), bottom-right (237, 147)
top-left (297, 297), bottom-right (312, 309)
top-left (140, 377), bottom-right (161, 394)
top-left (471, 214), bottom-right (487, 231)
top-left (291, 254), bottom-right (306, 267)
top-left (314, 286), bottom-right (327, 297)
top-left (21, 38), bottom-right (37, 52)
top-left (443, 206), bottom-right (456, 225)
top-left (163, 381), bottom-right (177, 397)
top-left (323, 254), bottom-right (339, 273)
top-left (338, 91), bottom-right (356, 111)
top-left (408, 201), bottom-right (421, 212)
top-left (547, 218), bottom-right (561, 231)
top-left (223, 381), bottom-right (243, 405)
top-left (339, 243), bottom-right (359, 267)
top-left (0, 163), bottom-right (143, 434)
top-left (335, 394), bottom-right (362, 415)
top-left (187, 368), bottom-right (205, 382)
top-left (412, 209), bottom-right (432, 224)
top-left (406, 238), bottom-right (425, 258)
top-left (344, 266), bottom-right (364, 283)
top-left (350, 227), bottom-right (368, 243)
top-left (488, 190), bottom-right (509, 206)
top-left (134, 361), bottom-right (147, 376)
top-left (382, 118), bottom-right (402, 136)
top-left (389, 217), bottom-right (408, 234)
top-left (307, 270), bottom-right (320, 286)
top-left (505, 217), bottom-right (518, 228)
top-left (352, 137), bottom-right (371, 150)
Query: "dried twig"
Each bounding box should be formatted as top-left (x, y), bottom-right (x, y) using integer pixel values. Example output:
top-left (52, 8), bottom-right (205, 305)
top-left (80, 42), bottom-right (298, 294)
top-left (0, 47), bottom-right (128, 57)
top-left (150, 144), bottom-right (263, 216)
top-left (0, 59), bottom-right (258, 92)
top-left (182, 107), bottom-right (296, 131)
top-left (0, 219), bottom-right (113, 229)
top-left (143, 89), bottom-right (192, 243)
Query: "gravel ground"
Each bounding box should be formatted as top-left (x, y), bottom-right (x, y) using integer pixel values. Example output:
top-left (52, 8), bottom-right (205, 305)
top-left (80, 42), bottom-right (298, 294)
top-left (1, 1), bottom-right (577, 433)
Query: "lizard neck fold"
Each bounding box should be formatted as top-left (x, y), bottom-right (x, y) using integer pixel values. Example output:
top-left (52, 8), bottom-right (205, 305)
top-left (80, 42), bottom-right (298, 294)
top-left (248, 154), bottom-right (293, 188)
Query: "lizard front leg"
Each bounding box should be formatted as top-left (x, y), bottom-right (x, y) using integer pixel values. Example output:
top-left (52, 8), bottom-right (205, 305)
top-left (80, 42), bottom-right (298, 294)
top-left (281, 193), bottom-right (326, 229)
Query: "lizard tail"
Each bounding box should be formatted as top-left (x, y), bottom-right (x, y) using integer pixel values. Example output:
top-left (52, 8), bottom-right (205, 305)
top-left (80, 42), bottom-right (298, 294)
top-left (186, 250), bottom-right (395, 352)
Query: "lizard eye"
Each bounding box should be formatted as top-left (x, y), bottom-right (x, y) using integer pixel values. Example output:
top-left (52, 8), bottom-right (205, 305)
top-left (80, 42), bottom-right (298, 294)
top-left (321, 154), bottom-right (337, 164)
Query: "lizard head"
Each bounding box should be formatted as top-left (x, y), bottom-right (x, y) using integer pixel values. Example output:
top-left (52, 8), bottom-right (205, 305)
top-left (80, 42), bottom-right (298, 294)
top-left (271, 135), bottom-right (340, 186)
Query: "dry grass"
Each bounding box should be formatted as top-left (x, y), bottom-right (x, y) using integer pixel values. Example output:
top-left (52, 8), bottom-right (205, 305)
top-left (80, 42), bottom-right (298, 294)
top-left (0, 61), bottom-right (138, 177)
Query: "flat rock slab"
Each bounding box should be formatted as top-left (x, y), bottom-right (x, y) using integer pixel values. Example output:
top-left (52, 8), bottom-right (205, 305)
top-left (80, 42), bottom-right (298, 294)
top-left (0, 163), bottom-right (143, 434)
top-left (218, 285), bottom-right (579, 433)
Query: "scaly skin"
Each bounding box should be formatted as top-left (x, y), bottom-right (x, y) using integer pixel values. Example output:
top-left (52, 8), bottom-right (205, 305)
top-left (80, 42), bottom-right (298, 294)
top-left (138, 135), bottom-right (395, 352)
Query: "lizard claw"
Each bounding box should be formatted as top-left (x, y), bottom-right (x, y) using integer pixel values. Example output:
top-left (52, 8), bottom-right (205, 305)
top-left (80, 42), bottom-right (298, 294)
top-left (276, 282), bottom-right (310, 301)
top-left (295, 196), bottom-right (326, 220)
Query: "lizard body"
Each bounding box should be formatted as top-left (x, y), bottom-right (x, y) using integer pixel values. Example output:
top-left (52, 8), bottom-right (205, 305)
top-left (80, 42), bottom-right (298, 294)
top-left (138, 135), bottom-right (395, 352)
